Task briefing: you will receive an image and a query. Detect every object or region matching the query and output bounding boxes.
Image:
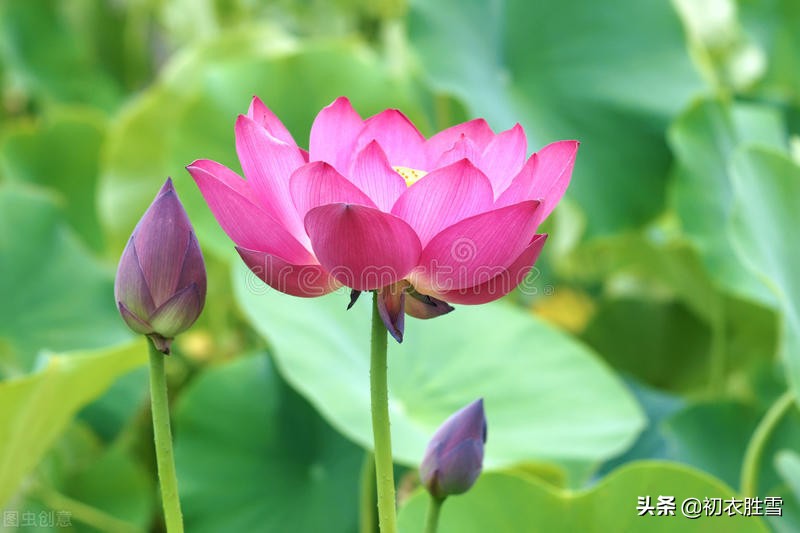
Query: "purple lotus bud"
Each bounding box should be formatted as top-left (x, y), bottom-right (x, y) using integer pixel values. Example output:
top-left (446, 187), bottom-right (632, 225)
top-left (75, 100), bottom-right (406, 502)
top-left (419, 398), bottom-right (486, 499)
top-left (114, 178), bottom-right (206, 354)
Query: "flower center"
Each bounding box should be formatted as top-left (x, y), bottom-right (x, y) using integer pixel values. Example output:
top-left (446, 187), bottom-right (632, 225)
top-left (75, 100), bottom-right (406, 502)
top-left (393, 166), bottom-right (427, 187)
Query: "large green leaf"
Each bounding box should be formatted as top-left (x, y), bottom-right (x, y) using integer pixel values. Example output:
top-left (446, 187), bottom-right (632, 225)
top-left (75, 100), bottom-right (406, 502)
top-left (60, 448), bottom-right (153, 532)
top-left (662, 401), bottom-right (800, 491)
top-left (775, 450), bottom-right (800, 532)
top-left (0, 0), bottom-right (121, 110)
top-left (11, 423), bottom-right (154, 533)
top-left (99, 27), bottom-right (440, 259)
top-left (565, 232), bottom-right (778, 394)
top-left (776, 450), bottom-right (800, 503)
top-left (729, 147), bottom-right (800, 401)
top-left (173, 353), bottom-right (362, 533)
top-left (77, 367), bottom-right (148, 443)
top-left (0, 186), bottom-right (131, 374)
top-left (668, 98), bottom-right (785, 305)
top-left (409, 0), bottom-right (704, 235)
top-left (398, 463), bottom-right (768, 532)
top-left (597, 380), bottom-right (684, 476)
top-left (0, 340), bottom-right (147, 506)
top-left (739, 0), bottom-right (800, 105)
top-left (560, 233), bottom-right (721, 322)
top-left (583, 299), bottom-right (711, 392)
top-left (0, 107), bottom-right (107, 250)
top-left (672, 0), bottom-right (766, 91)
top-left (233, 264), bottom-right (645, 475)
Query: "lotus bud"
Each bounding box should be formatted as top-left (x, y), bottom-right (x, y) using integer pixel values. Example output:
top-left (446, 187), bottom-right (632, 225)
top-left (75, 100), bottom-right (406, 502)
top-left (114, 178), bottom-right (206, 354)
top-left (419, 398), bottom-right (486, 499)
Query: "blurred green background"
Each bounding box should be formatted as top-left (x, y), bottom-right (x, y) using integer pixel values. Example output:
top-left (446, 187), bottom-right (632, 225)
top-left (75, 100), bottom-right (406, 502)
top-left (0, 0), bottom-right (799, 531)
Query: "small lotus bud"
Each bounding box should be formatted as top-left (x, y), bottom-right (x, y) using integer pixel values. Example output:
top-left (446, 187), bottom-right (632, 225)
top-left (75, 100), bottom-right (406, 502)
top-left (114, 178), bottom-right (206, 354)
top-left (419, 398), bottom-right (486, 499)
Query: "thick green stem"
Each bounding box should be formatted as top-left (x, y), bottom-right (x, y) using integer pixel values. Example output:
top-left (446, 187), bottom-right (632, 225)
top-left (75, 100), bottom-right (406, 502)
top-left (359, 451), bottom-right (377, 533)
top-left (370, 292), bottom-right (397, 532)
top-left (424, 496), bottom-right (444, 533)
top-left (148, 339), bottom-right (184, 532)
top-left (740, 390), bottom-right (796, 497)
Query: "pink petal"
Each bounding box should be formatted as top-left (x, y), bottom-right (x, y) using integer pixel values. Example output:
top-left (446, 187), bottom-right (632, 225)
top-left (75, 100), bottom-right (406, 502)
top-left (438, 234), bottom-right (547, 304)
top-left (304, 204), bottom-right (422, 291)
top-left (235, 115), bottom-right (307, 243)
top-left (247, 96), bottom-right (297, 147)
top-left (187, 161), bottom-right (313, 264)
top-left (425, 118), bottom-right (495, 164)
top-left (377, 284), bottom-right (406, 343)
top-left (495, 140), bottom-right (579, 222)
top-left (355, 109), bottom-right (426, 169)
top-left (237, 246), bottom-right (340, 297)
top-left (186, 159), bottom-right (258, 204)
top-left (433, 135), bottom-right (481, 169)
top-left (347, 141), bottom-right (407, 212)
top-left (290, 161), bottom-right (376, 219)
top-left (410, 201), bottom-right (541, 294)
top-left (480, 123), bottom-right (527, 196)
top-left (309, 97), bottom-right (364, 173)
top-left (391, 159), bottom-right (494, 247)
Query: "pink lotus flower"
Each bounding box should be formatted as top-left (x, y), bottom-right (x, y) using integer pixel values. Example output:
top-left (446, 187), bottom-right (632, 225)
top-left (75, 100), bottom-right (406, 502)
top-left (188, 97), bottom-right (577, 341)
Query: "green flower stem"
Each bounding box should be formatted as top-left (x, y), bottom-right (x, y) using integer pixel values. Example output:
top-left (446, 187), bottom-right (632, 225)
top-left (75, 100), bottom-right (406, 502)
top-left (148, 339), bottom-right (184, 532)
top-left (370, 292), bottom-right (397, 532)
top-left (424, 496), bottom-right (444, 533)
top-left (359, 451), bottom-right (377, 533)
top-left (740, 390), bottom-right (796, 497)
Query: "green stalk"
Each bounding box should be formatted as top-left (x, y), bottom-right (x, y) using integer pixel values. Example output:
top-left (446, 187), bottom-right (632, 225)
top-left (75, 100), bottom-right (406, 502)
top-left (740, 390), bottom-right (796, 497)
top-left (360, 451), bottom-right (377, 533)
top-left (370, 292), bottom-right (397, 532)
top-left (148, 339), bottom-right (184, 532)
top-left (424, 496), bottom-right (444, 533)
top-left (36, 486), bottom-right (140, 533)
